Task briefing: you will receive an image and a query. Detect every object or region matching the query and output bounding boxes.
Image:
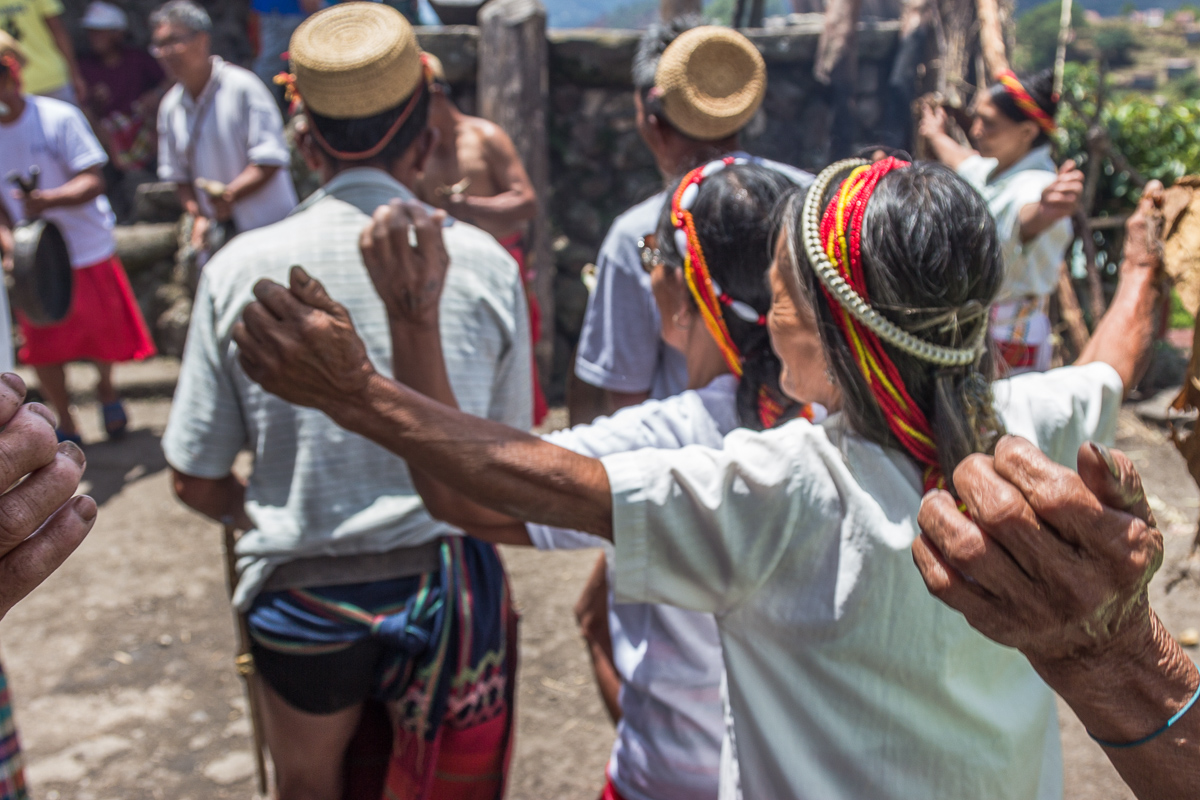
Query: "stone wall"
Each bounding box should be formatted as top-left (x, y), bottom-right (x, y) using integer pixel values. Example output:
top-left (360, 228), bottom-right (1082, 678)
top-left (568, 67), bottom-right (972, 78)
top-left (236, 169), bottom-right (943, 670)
top-left (50, 5), bottom-right (909, 397)
top-left (422, 22), bottom-right (906, 396)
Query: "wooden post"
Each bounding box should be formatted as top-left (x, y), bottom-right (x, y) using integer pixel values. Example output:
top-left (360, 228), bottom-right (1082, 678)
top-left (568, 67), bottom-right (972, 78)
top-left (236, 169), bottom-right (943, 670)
top-left (815, 0), bottom-right (863, 84)
top-left (478, 0), bottom-right (555, 396)
top-left (661, 0), bottom-right (702, 20)
top-left (1053, 0), bottom-right (1074, 97)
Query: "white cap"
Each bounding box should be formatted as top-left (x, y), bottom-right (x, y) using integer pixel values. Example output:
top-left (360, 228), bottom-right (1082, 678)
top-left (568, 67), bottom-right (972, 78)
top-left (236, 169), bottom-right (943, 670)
top-left (82, 1), bottom-right (129, 31)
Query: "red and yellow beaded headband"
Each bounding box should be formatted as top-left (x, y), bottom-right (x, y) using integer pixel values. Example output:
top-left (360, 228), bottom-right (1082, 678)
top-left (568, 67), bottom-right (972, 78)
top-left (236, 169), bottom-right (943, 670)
top-left (276, 53), bottom-right (435, 162)
top-left (670, 156), bottom-right (768, 378)
top-left (802, 157), bottom-right (984, 492)
top-left (996, 70), bottom-right (1056, 136)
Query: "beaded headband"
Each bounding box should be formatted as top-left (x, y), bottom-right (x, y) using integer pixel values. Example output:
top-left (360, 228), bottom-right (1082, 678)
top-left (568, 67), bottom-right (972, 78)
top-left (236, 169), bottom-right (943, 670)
top-left (671, 156), bottom-right (768, 378)
top-left (277, 53), bottom-right (435, 162)
top-left (800, 159), bottom-right (988, 368)
top-left (996, 70), bottom-right (1056, 136)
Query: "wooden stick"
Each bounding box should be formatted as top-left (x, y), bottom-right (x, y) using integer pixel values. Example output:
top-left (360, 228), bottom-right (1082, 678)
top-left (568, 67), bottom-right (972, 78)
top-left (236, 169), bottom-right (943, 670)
top-left (1054, 0), bottom-right (1074, 98)
top-left (222, 525), bottom-right (270, 796)
top-left (1056, 262), bottom-right (1091, 351)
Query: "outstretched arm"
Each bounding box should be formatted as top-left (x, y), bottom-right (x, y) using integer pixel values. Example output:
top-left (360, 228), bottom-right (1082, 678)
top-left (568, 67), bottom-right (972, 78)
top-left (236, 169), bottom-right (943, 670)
top-left (1077, 181), bottom-right (1165, 395)
top-left (356, 202), bottom-right (534, 543)
top-left (232, 265), bottom-right (613, 540)
top-left (915, 437), bottom-right (1198, 800)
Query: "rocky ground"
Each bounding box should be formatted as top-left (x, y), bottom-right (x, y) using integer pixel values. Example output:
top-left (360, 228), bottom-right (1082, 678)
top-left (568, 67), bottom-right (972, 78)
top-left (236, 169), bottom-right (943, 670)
top-left (0, 359), bottom-right (1195, 799)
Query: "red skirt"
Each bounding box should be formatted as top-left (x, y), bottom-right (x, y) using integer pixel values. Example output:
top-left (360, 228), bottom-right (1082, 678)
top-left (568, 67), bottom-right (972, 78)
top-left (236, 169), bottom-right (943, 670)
top-left (18, 255), bottom-right (157, 366)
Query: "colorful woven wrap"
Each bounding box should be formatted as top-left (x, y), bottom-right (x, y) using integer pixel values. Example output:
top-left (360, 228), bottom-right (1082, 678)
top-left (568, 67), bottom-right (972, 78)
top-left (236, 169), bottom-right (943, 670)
top-left (0, 659), bottom-right (26, 800)
top-left (249, 536), bottom-right (515, 799)
top-left (996, 70), bottom-right (1056, 136)
top-left (817, 157), bottom-right (948, 492)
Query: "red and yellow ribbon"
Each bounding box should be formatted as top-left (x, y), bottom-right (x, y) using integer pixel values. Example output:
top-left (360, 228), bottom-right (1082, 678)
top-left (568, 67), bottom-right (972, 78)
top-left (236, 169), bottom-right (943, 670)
top-left (818, 157), bottom-right (949, 492)
top-left (996, 70), bottom-right (1056, 136)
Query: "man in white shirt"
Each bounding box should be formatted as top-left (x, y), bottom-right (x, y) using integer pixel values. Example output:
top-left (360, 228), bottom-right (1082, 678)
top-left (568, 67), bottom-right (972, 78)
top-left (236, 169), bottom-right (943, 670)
top-left (570, 19), bottom-right (813, 426)
top-left (151, 0), bottom-right (297, 253)
top-left (161, 6), bottom-right (530, 798)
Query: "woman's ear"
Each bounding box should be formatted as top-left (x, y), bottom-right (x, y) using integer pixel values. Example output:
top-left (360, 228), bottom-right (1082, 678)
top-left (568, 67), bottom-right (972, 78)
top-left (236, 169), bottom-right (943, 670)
top-left (1018, 119), bottom-right (1041, 150)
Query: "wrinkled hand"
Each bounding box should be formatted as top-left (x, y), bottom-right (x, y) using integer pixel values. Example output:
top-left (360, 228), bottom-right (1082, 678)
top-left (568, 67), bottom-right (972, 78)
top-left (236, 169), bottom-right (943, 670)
top-left (1121, 180), bottom-right (1165, 274)
top-left (913, 435), bottom-right (1161, 673)
top-left (233, 267), bottom-right (376, 412)
top-left (359, 200), bottom-right (450, 326)
top-left (918, 103), bottom-right (948, 142)
top-left (1036, 160), bottom-right (1084, 224)
top-left (0, 373), bottom-right (96, 620)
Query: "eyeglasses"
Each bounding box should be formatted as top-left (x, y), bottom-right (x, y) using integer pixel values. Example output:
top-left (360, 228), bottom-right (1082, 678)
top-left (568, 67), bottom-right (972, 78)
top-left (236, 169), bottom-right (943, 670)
top-left (149, 32), bottom-right (198, 57)
top-left (638, 234), bottom-right (665, 274)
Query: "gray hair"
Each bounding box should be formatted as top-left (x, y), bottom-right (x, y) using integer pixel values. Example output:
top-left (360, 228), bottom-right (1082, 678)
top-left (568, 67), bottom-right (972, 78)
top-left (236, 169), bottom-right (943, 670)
top-left (631, 14), bottom-right (703, 92)
top-left (149, 0), bottom-right (211, 34)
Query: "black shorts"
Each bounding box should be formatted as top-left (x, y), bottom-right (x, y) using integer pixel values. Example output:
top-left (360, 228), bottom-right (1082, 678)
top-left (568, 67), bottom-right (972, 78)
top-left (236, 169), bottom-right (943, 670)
top-left (251, 636), bottom-right (383, 716)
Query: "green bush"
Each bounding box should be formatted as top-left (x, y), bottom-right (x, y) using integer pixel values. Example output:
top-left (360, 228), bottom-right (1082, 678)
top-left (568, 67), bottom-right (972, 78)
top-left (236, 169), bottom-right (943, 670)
top-left (1015, 0), bottom-right (1087, 72)
top-left (1093, 25), bottom-right (1138, 66)
top-left (1057, 63), bottom-right (1200, 213)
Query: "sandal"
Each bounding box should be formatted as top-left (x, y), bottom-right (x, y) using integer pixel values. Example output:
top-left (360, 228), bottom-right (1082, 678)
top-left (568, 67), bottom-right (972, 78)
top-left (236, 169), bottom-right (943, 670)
top-left (101, 401), bottom-right (128, 440)
top-left (56, 429), bottom-right (82, 446)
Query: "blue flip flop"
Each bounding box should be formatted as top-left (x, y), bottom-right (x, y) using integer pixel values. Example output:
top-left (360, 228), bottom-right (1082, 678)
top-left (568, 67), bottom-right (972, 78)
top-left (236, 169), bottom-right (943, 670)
top-left (56, 429), bottom-right (82, 446)
top-left (101, 401), bottom-right (128, 440)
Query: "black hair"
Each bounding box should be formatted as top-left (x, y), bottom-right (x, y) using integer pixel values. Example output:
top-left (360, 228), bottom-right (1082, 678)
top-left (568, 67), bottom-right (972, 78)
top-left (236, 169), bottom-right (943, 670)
top-left (783, 162), bottom-right (1005, 485)
top-left (632, 14), bottom-right (708, 140)
top-left (987, 68), bottom-right (1058, 147)
top-left (657, 163), bottom-right (800, 430)
top-left (307, 88), bottom-right (431, 170)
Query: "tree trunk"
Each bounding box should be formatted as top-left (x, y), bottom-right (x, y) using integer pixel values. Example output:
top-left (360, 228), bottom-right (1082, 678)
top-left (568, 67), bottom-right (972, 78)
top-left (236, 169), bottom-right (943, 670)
top-left (478, 0), bottom-right (555, 393)
top-left (976, 0), bottom-right (1010, 80)
top-left (815, 0), bottom-right (863, 84)
top-left (661, 0), bottom-right (702, 20)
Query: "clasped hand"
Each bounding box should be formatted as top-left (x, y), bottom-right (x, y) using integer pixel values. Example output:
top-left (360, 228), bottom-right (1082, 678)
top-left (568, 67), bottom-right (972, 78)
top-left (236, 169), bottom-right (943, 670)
top-left (913, 436), bottom-right (1162, 675)
top-left (233, 199), bottom-right (450, 410)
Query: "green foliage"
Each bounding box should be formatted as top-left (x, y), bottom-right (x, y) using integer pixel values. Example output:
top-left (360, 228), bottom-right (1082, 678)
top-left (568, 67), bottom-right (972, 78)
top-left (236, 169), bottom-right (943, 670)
top-left (1056, 63), bottom-right (1200, 213)
top-left (703, 0), bottom-right (790, 24)
top-left (1171, 289), bottom-right (1196, 330)
top-left (1014, 0), bottom-right (1087, 72)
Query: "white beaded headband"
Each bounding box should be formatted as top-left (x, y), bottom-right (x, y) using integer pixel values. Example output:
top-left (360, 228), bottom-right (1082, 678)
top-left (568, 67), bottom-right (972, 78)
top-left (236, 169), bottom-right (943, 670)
top-left (799, 159), bottom-right (988, 368)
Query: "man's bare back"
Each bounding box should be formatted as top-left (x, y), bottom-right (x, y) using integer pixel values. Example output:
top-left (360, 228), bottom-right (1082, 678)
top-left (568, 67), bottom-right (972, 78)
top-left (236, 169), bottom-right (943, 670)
top-left (417, 90), bottom-right (536, 244)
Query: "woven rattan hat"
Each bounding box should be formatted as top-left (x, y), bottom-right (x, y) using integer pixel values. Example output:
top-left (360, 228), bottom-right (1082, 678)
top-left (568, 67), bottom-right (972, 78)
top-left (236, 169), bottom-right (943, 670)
top-left (289, 2), bottom-right (423, 119)
top-left (0, 31), bottom-right (27, 68)
top-left (654, 26), bottom-right (766, 142)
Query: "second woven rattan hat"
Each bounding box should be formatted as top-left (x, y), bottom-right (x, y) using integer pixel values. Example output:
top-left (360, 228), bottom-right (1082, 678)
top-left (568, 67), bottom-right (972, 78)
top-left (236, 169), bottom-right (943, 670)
top-left (289, 2), bottom-right (423, 119)
top-left (654, 26), bottom-right (766, 142)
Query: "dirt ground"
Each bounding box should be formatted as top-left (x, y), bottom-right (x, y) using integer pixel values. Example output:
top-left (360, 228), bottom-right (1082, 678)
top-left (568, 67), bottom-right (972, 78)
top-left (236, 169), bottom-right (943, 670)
top-left (0, 361), bottom-right (1196, 800)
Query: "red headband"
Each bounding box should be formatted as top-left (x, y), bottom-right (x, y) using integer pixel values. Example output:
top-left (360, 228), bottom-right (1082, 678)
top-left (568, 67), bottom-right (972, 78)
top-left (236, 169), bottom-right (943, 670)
top-left (1, 54), bottom-right (21, 90)
top-left (671, 156), bottom-right (767, 378)
top-left (996, 70), bottom-right (1056, 136)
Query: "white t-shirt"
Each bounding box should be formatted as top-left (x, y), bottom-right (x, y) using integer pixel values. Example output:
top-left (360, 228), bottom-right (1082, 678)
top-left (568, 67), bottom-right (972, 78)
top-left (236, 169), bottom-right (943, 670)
top-left (0, 96), bottom-right (115, 268)
top-left (603, 363), bottom-right (1124, 800)
top-left (956, 145), bottom-right (1073, 304)
top-left (529, 375), bottom-right (741, 800)
top-left (157, 57), bottom-right (298, 233)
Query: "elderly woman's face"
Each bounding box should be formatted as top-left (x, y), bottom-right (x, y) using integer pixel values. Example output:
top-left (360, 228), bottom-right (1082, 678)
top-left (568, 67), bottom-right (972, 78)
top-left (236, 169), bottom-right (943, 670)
top-left (767, 240), bottom-right (840, 410)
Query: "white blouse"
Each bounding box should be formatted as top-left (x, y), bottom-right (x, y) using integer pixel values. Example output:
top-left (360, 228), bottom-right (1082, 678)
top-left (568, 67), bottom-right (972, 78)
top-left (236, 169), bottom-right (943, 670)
top-left (603, 363), bottom-right (1124, 799)
top-left (528, 375), bottom-right (741, 800)
top-left (957, 145), bottom-right (1074, 303)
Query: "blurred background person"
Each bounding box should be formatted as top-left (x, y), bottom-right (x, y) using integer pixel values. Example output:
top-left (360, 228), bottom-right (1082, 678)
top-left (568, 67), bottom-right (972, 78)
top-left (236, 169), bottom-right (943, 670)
top-left (0, 32), bottom-right (156, 444)
top-left (78, 1), bottom-right (169, 221)
top-left (0, 0), bottom-right (86, 104)
top-left (152, 0), bottom-right (296, 258)
top-left (250, 0), bottom-right (323, 111)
